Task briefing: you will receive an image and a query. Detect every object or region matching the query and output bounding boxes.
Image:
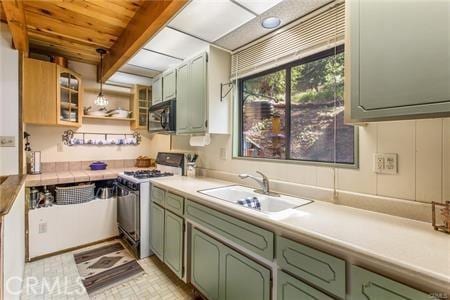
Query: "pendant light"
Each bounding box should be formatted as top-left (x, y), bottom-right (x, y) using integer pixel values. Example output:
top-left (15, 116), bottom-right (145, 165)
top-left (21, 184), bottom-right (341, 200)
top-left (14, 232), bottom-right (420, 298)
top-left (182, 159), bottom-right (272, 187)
top-left (95, 48), bottom-right (108, 107)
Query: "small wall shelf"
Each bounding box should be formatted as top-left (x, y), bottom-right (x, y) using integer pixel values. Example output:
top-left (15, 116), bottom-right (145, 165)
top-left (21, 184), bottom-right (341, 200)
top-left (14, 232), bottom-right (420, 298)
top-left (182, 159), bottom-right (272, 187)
top-left (83, 115), bottom-right (135, 121)
top-left (62, 130), bottom-right (141, 146)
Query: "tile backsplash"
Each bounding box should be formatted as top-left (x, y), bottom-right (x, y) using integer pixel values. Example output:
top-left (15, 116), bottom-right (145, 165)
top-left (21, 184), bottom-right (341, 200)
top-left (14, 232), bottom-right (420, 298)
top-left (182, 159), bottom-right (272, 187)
top-left (41, 159), bottom-right (136, 173)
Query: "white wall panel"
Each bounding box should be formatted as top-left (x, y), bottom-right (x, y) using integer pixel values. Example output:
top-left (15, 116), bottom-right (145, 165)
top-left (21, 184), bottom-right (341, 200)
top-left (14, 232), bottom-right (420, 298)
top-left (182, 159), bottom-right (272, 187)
top-left (376, 121), bottom-right (416, 200)
top-left (415, 119), bottom-right (443, 203)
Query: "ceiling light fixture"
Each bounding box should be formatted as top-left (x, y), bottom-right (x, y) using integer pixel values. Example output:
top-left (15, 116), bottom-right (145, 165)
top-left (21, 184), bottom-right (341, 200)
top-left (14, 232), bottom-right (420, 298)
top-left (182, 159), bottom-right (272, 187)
top-left (95, 48), bottom-right (108, 107)
top-left (261, 16), bottom-right (281, 29)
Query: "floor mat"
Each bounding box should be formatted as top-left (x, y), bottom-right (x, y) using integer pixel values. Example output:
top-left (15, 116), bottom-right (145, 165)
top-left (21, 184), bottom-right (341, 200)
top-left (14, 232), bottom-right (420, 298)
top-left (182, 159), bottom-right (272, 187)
top-left (74, 242), bottom-right (143, 294)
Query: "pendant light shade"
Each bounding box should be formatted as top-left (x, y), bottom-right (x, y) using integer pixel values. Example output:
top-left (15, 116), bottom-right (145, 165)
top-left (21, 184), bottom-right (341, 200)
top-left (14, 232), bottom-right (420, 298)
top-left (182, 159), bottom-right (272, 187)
top-left (95, 48), bottom-right (108, 107)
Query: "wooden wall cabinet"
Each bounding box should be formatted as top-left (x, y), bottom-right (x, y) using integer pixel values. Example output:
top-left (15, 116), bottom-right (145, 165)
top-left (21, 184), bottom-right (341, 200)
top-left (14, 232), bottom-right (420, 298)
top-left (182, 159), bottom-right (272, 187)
top-left (345, 0), bottom-right (450, 122)
top-left (131, 85), bottom-right (151, 130)
top-left (23, 58), bottom-right (82, 127)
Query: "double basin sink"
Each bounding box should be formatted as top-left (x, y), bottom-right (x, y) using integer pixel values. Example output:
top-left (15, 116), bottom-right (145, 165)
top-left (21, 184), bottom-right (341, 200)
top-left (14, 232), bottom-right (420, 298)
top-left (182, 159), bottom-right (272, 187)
top-left (199, 185), bottom-right (312, 218)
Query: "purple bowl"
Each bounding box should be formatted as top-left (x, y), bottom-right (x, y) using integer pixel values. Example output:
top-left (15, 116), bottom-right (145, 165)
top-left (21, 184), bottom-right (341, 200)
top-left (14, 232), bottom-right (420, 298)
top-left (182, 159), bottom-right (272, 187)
top-left (89, 161), bottom-right (107, 170)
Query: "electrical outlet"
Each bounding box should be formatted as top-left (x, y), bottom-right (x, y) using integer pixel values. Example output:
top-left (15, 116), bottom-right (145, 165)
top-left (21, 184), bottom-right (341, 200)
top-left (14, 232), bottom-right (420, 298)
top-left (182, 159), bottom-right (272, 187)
top-left (373, 153), bottom-right (384, 173)
top-left (373, 153), bottom-right (398, 174)
top-left (0, 136), bottom-right (15, 147)
top-left (384, 153), bottom-right (398, 174)
top-left (38, 222), bottom-right (47, 234)
top-left (220, 148), bottom-right (227, 160)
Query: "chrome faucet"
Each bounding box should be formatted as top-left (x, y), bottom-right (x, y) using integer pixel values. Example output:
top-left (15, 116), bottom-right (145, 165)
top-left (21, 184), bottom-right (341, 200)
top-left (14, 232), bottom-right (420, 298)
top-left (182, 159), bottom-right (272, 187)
top-left (238, 171), bottom-right (279, 196)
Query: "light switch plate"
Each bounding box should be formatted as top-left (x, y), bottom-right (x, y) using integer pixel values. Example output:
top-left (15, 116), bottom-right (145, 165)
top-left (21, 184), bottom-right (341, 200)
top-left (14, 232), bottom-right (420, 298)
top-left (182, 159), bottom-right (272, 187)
top-left (383, 153), bottom-right (398, 174)
top-left (0, 136), bottom-right (15, 147)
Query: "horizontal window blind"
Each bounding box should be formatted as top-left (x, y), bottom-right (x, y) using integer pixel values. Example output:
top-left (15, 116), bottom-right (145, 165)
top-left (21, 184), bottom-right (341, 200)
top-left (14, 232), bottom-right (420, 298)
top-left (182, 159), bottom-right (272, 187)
top-left (231, 1), bottom-right (344, 79)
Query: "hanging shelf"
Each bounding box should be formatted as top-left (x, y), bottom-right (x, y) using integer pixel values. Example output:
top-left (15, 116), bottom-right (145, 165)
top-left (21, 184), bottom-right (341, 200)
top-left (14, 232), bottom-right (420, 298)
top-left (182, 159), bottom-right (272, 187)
top-left (62, 130), bottom-right (141, 146)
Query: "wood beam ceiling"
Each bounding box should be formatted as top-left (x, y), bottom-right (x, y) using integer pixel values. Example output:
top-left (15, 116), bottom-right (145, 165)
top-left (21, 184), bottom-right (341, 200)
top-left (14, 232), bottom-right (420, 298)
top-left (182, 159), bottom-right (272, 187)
top-left (101, 0), bottom-right (188, 82)
top-left (1, 0), bottom-right (29, 54)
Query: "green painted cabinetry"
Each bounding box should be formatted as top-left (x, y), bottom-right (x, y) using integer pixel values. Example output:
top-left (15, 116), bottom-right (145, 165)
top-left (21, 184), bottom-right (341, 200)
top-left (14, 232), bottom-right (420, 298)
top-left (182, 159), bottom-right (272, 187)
top-left (152, 75), bottom-right (162, 105)
top-left (185, 199), bottom-right (274, 260)
top-left (191, 228), bottom-right (271, 300)
top-left (164, 210), bottom-right (184, 278)
top-left (277, 236), bottom-right (346, 299)
top-left (351, 265), bottom-right (431, 300)
top-left (151, 186), bottom-right (165, 206)
top-left (162, 69), bottom-right (176, 102)
top-left (278, 271), bottom-right (334, 300)
top-left (346, 0), bottom-right (450, 122)
top-left (165, 192), bottom-right (184, 216)
top-left (176, 52), bottom-right (207, 134)
top-left (150, 203), bottom-right (164, 261)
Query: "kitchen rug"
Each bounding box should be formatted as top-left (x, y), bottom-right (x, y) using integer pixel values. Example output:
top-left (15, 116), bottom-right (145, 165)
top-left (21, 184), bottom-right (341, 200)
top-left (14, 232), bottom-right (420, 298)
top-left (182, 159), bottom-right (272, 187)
top-left (74, 242), bottom-right (143, 294)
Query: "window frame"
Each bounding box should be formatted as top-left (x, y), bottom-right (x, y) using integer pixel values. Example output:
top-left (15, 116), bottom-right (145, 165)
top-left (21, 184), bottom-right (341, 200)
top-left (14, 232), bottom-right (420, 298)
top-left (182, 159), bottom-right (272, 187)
top-left (237, 45), bottom-right (359, 168)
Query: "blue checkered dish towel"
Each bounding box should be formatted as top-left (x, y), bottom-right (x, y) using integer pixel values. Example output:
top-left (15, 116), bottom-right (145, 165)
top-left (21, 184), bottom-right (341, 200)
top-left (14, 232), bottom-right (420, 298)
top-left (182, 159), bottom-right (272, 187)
top-left (237, 196), bottom-right (261, 210)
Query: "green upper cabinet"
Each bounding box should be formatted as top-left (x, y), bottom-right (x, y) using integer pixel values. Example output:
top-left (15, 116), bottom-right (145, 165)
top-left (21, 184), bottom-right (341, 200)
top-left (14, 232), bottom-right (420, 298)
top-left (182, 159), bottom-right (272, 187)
top-left (176, 45), bottom-right (231, 135)
top-left (345, 0), bottom-right (450, 122)
top-left (176, 61), bottom-right (190, 133)
top-left (164, 210), bottom-right (184, 279)
top-left (162, 69), bottom-right (176, 102)
top-left (351, 265), bottom-right (432, 300)
top-left (150, 203), bottom-right (164, 261)
top-left (152, 75), bottom-right (163, 105)
top-left (189, 53), bottom-right (208, 133)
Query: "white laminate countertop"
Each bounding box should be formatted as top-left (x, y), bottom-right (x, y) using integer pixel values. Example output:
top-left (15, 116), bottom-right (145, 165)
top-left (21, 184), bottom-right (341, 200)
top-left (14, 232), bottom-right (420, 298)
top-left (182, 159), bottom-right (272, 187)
top-left (150, 176), bottom-right (450, 289)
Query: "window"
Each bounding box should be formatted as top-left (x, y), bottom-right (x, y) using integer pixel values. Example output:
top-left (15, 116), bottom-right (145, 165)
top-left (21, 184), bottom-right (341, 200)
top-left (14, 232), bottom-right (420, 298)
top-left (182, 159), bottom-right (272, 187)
top-left (239, 46), bottom-right (356, 165)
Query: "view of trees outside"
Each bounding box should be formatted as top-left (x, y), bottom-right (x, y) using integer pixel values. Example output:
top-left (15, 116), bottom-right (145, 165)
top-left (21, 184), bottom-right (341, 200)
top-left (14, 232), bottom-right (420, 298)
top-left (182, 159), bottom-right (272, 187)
top-left (241, 50), bottom-right (355, 164)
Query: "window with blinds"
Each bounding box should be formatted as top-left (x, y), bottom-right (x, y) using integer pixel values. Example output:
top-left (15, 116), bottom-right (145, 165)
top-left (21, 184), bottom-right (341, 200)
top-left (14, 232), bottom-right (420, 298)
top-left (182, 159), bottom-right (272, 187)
top-left (231, 1), bottom-right (344, 79)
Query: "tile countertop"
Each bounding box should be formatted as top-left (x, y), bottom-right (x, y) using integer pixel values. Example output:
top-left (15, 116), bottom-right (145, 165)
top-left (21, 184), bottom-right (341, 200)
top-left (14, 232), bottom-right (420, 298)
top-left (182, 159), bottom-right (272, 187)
top-left (25, 168), bottom-right (153, 187)
top-left (149, 176), bottom-right (450, 291)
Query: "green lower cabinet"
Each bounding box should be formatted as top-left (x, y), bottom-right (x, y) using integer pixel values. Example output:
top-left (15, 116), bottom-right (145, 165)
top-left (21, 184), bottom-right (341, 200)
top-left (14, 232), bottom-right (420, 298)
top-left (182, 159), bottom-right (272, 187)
top-left (191, 228), bottom-right (271, 300)
top-left (164, 210), bottom-right (184, 278)
top-left (191, 228), bottom-right (222, 300)
top-left (150, 203), bottom-right (164, 261)
top-left (351, 265), bottom-right (431, 300)
top-left (278, 271), bottom-right (334, 300)
top-left (222, 247), bottom-right (271, 300)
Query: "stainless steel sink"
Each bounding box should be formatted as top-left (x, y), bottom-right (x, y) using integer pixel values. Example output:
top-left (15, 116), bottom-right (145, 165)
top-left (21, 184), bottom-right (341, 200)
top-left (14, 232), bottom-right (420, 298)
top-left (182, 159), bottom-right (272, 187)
top-left (198, 185), bottom-right (312, 216)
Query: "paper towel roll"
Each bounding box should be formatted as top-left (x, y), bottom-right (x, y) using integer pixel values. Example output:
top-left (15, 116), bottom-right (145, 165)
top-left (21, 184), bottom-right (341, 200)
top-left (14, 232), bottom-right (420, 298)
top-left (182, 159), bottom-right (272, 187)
top-left (189, 134), bottom-right (211, 147)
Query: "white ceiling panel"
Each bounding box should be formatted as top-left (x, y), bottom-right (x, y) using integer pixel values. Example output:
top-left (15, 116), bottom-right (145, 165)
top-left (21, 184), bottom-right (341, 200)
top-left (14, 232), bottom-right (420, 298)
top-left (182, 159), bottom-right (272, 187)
top-left (127, 49), bottom-right (182, 72)
top-left (169, 0), bottom-right (255, 42)
top-left (107, 72), bottom-right (153, 86)
top-left (235, 0), bottom-right (284, 14)
top-left (143, 27), bottom-right (209, 60)
top-left (119, 64), bottom-right (159, 78)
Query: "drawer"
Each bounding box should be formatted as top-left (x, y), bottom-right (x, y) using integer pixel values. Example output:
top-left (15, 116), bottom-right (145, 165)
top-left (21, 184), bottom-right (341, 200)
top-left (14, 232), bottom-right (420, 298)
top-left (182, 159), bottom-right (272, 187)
top-left (277, 236), bottom-right (346, 299)
top-left (351, 265), bottom-right (430, 300)
top-left (278, 271), bottom-right (334, 300)
top-left (185, 200), bottom-right (274, 260)
top-left (165, 192), bottom-right (184, 216)
top-left (151, 186), bottom-right (165, 206)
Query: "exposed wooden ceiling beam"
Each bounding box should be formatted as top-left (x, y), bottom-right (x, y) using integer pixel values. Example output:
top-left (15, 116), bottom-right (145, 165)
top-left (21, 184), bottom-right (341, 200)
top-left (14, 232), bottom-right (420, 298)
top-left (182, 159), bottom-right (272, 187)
top-left (2, 0), bottom-right (29, 54)
top-left (101, 0), bottom-right (188, 82)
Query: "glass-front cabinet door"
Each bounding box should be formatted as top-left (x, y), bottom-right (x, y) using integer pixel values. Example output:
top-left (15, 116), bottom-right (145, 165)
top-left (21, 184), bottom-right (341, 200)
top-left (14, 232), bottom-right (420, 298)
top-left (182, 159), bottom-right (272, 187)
top-left (132, 85), bottom-right (151, 130)
top-left (57, 66), bottom-right (82, 127)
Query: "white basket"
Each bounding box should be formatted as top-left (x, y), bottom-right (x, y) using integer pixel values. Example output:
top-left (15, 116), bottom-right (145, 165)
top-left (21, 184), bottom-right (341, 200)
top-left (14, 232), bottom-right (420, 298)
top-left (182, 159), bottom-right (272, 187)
top-left (56, 184), bottom-right (95, 205)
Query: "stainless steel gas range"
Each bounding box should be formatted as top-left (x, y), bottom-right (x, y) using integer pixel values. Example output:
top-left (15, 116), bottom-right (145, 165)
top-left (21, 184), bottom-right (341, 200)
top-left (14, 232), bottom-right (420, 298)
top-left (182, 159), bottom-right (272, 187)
top-left (117, 152), bottom-right (184, 259)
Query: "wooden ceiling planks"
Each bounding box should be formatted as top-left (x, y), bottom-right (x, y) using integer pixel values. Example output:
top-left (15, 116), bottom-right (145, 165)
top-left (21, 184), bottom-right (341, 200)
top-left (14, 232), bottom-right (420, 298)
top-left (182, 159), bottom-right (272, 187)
top-left (2, 0), bottom-right (29, 54)
top-left (21, 0), bottom-right (146, 64)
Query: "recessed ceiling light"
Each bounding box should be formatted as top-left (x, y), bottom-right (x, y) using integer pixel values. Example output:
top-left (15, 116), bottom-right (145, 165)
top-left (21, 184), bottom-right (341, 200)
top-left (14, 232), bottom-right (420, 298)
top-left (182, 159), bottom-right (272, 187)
top-left (261, 17), bottom-right (281, 29)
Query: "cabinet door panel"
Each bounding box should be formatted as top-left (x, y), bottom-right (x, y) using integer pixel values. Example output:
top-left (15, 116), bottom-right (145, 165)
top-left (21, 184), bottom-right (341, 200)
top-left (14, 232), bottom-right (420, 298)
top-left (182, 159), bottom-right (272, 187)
top-left (189, 53), bottom-right (207, 133)
top-left (150, 203), bottom-right (164, 261)
top-left (348, 0), bottom-right (450, 121)
top-left (191, 228), bottom-right (221, 300)
top-left (278, 271), bottom-right (333, 300)
top-left (351, 265), bottom-right (430, 300)
top-left (163, 210), bottom-right (184, 278)
top-left (222, 247), bottom-right (271, 300)
top-left (152, 76), bottom-right (162, 105)
top-left (176, 62), bottom-right (190, 133)
top-left (163, 69), bottom-right (176, 101)
top-left (23, 58), bottom-right (57, 125)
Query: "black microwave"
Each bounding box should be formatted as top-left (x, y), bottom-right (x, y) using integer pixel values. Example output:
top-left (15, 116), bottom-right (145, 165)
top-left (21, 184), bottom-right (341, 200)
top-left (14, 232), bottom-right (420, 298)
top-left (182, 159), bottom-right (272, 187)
top-left (148, 100), bottom-right (176, 134)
